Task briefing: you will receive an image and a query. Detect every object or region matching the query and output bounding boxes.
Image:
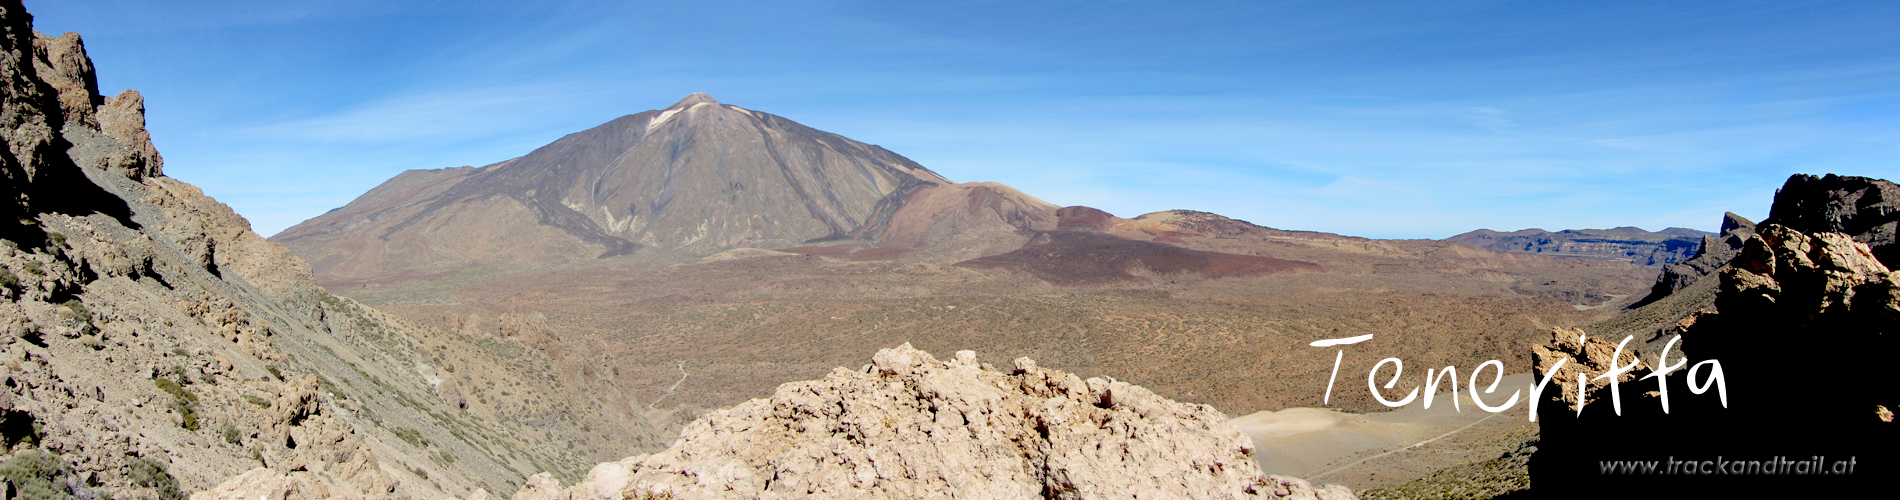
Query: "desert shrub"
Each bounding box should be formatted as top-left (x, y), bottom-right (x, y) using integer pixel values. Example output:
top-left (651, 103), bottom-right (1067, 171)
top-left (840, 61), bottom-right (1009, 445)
top-left (128, 457), bottom-right (185, 500)
top-left (391, 426), bottom-right (429, 447)
top-left (0, 268), bottom-right (18, 291)
top-left (153, 378), bottom-right (199, 431)
top-left (221, 424), bottom-right (242, 445)
top-left (57, 300), bottom-right (88, 324)
top-left (244, 395), bottom-right (270, 408)
top-left (21, 261), bottom-right (41, 276)
top-left (0, 451), bottom-right (64, 500)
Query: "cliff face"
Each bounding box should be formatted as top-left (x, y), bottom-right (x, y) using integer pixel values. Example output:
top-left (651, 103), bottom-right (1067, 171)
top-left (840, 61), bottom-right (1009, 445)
top-left (0, 3), bottom-right (670, 498)
top-left (1762, 173), bottom-right (1900, 268)
top-left (1531, 219), bottom-right (1896, 493)
top-left (1446, 227), bottom-right (1711, 266)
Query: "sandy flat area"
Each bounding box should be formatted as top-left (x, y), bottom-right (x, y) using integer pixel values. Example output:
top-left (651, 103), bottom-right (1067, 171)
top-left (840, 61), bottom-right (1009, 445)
top-left (1231, 373), bottom-right (1538, 491)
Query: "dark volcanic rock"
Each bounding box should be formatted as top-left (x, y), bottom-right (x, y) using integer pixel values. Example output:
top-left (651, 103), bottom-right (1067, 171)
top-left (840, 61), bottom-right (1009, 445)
top-left (956, 230), bottom-right (1321, 285)
top-left (1531, 224), bottom-right (1896, 494)
top-left (1762, 173), bottom-right (1900, 268)
top-left (1629, 212), bottom-right (1757, 308)
top-left (1055, 205), bottom-right (1117, 232)
top-left (1628, 174), bottom-right (1900, 311)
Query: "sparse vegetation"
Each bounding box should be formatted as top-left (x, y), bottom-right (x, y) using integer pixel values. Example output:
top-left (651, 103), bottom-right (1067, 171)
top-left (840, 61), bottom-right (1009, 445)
top-left (128, 457), bottom-right (186, 500)
top-left (222, 424), bottom-right (242, 445)
top-left (0, 450), bottom-right (64, 500)
top-left (154, 376), bottom-right (200, 431)
top-left (391, 426), bottom-right (430, 447)
top-left (57, 299), bottom-right (89, 325)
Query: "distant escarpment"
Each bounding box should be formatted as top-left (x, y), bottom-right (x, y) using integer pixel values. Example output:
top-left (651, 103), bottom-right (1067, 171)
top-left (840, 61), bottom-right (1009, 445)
top-left (1446, 226), bottom-right (1712, 266)
top-left (273, 93), bottom-right (954, 286)
top-left (204, 344), bottom-right (1356, 500)
top-left (2, 3), bottom-right (667, 498)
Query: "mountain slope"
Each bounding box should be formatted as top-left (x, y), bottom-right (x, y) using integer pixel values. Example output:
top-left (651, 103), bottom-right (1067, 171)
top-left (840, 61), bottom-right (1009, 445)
top-left (273, 93), bottom-right (952, 286)
top-left (0, 5), bottom-right (670, 498)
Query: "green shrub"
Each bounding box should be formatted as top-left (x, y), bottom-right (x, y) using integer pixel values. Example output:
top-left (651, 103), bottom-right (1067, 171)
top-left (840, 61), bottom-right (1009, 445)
top-left (168, 365), bottom-right (193, 386)
top-left (58, 299), bottom-right (89, 324)
top-left (244, 395), bottom-right (270, 408)
top-left (0, 450), bottom-right (64, 500)
top-left (222, 424), bottom-right (242, 445)
top-left (128, 457), bottom-right (185, 500)
top-left (154, 378), bottom-right (199, 431)
top-left (390, 426), bottom-right (429, 447)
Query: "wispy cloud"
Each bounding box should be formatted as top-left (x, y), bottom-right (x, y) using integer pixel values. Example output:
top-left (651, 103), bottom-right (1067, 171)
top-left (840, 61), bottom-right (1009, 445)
top-left (235, 83), bottom-right (603, 144)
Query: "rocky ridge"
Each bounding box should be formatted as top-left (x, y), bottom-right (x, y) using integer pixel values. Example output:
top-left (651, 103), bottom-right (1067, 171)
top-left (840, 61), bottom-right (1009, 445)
top-left (1530, 221), bottom-right (1896, 492)
top-left (2, 3), bottom-right (671, 498)
top-left (1445, 226), bottom-right (1711, 266)
top-left (206, 344), bottom-right (1356, 500)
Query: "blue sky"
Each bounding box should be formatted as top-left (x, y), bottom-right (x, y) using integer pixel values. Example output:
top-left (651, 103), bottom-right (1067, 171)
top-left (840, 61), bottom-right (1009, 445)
top-left (30, 0), bottom-right (1900, 239)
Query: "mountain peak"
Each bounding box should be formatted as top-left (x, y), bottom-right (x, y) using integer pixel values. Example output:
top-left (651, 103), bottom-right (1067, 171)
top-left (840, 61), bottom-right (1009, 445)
top-left (668, 92), bottom-right (718, 108)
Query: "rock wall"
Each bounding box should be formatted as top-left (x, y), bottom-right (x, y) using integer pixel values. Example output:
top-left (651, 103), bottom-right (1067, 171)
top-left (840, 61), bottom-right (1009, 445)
top-left (1530, 224), bottom-right (1895, 493)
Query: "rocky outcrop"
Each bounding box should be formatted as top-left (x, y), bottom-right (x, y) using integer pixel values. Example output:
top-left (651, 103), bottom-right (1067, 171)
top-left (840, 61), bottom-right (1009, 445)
top-left (1530, 223), bottom-right (1895, 493)
top-left (474, 344), bottom-right (1353, 499)
top-left (1761, 173), bottom-right (1900, 268)
top-left (1630, 212), bottom-right (1757, 307)
top-left (2, 3), bottom-right (672, 498)
top-left (1446, 226), bottom-right (1711, 266)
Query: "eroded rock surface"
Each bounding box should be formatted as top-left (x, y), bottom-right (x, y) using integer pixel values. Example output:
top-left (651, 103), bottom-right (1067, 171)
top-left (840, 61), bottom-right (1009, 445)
top-left (509, 344), bottom-right (1354, 499)
top-left (4, 2), bottom-right (671, 498)
top-left (1531, 223), bottom-right (1897, 493)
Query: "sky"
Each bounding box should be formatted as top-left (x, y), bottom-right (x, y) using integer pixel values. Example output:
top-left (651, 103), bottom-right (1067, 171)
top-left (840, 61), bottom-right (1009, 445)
top-left (28, 0), bottom-right (1900, 239)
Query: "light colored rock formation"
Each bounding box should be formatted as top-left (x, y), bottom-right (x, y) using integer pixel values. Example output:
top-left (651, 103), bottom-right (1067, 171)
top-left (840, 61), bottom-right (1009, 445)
top-left (1531, 327), bottom-right (1653, 413)
top-left (508, 344), bottom-right (1354, 499)
top-left (1722, 224), bottom-right (1900, 317)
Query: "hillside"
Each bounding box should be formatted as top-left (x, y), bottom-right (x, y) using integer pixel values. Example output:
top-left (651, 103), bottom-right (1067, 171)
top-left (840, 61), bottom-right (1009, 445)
top-left (0, 4), bottom-right (673, 497)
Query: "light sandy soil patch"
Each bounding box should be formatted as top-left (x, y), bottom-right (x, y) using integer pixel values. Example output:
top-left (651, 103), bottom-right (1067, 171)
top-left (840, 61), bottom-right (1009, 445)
top-left (1233, 373), bottom-right (1538, 491)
